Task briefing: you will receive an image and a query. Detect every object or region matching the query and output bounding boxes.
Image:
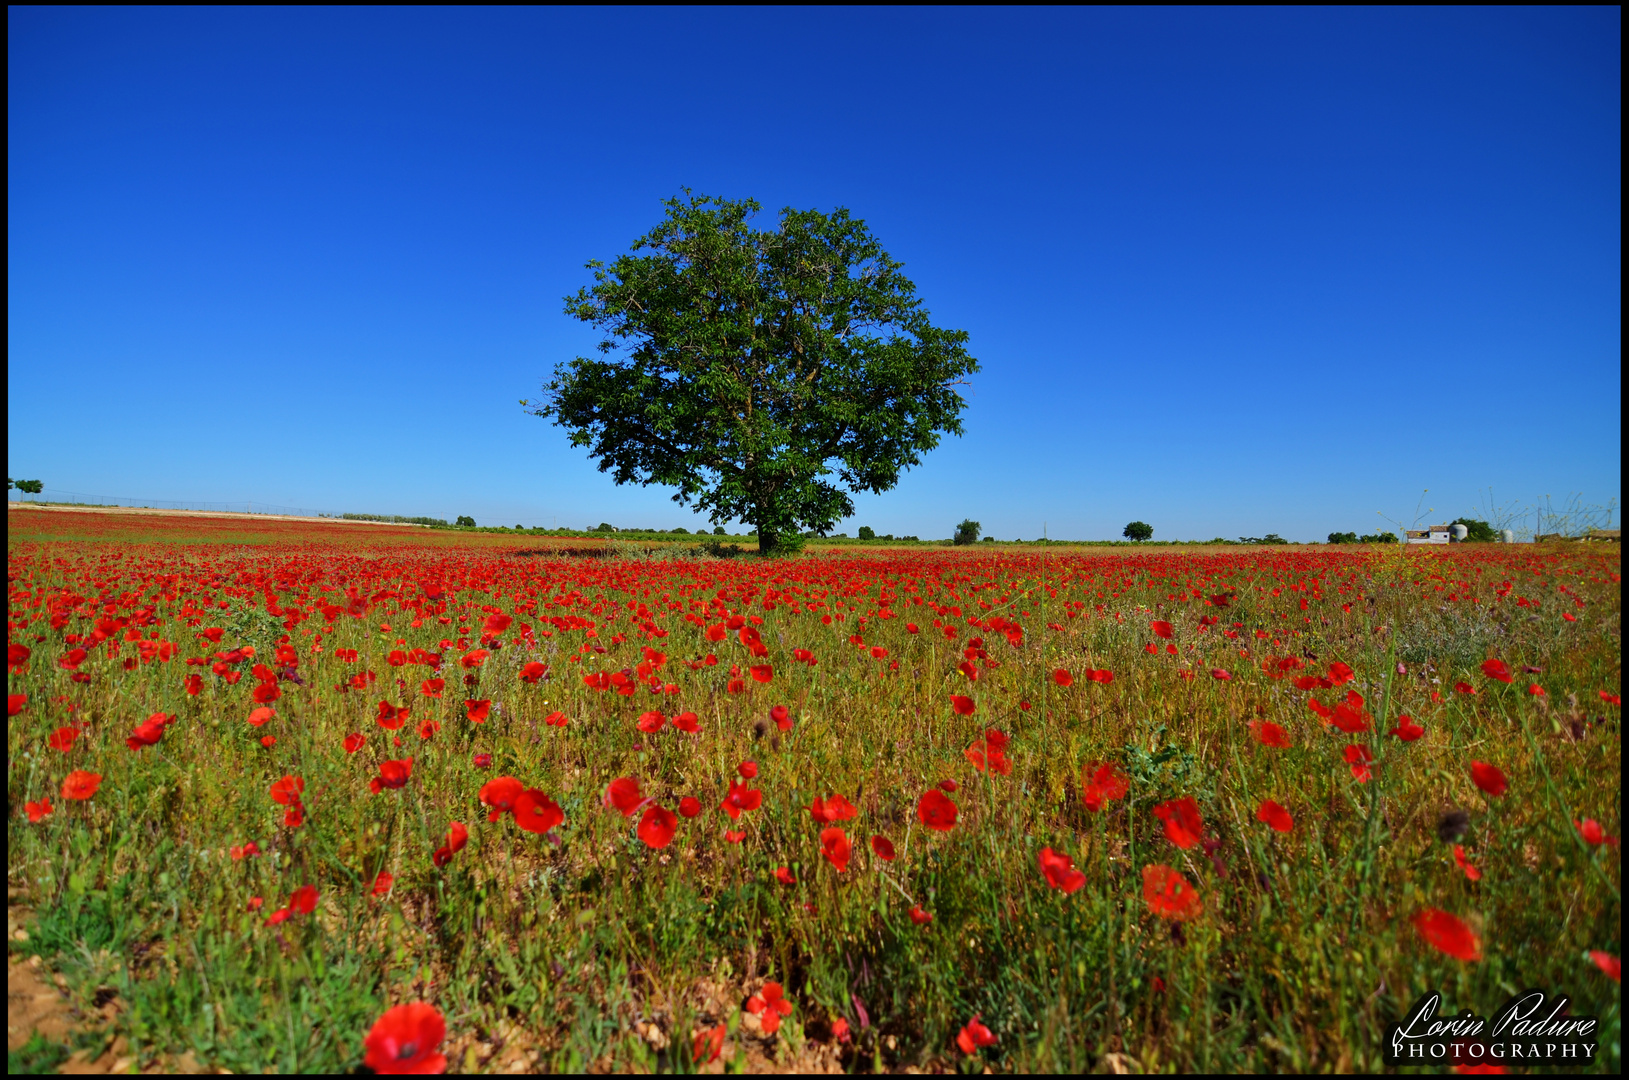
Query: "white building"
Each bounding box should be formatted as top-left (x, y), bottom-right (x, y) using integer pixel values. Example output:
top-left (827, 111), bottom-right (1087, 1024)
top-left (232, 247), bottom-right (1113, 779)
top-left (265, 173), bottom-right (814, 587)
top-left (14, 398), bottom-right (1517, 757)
top-left (1405, 524), bottom-right (1451, 545)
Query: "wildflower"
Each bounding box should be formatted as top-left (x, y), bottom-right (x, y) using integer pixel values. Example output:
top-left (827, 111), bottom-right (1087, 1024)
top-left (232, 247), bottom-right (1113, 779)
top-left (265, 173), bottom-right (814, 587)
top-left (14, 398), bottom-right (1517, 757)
top-left (918, 789), bottom-right (958, 831)
top-left (678, 796), bottom-right (702, 818)
top-left (749, 664), bottom-right (773, 683)
top-left (1038, 847), bottom-right (1086, 893)
top-left (371, 872), bottom-right (394, 898)
top-left (1599, 691), bottom-right (1621, 706)
top-left (230, 841), bottom-right (260, 860)
top-left (693, 1024), bottom-right (726, 1066)
top-left (769, 704), bottom-right (792, 730)
top-left (25, 797), bottom-right (53, 823)
top-left (1154, 797), bottom-right (1204, 849)
top-left (938, 778), bottom-right (959, 792)
top-left (870, 835), bottom-right (896, 861)
top-left (432, 822), bottom-right (469, 868)
top-left (909, 904), bottom-right (933, 925)
top-left (1344, 744), bottom-right (1374, 782)
top-left (1143, 864), bottom-right (1202, 921)
top-left (1590, 951), bottom-right (1621, 982)
top-left (514, 790), bottom-right (563, 834)
top-left (1574, 819), bottom-right (1616, 846)
top-left (745, 982), bottom-right (793, 1035)
top-left (377, 701), bottom-right (408, 730)
top-left (47, 726), bottom-right (79, 752)
top-left (1411, 908), bottom-right (1481, 961)
top-left (248, 707), bottom-right (276, 727)
top-left (737, 760), bottom-right (758, 779)
top-left (1082, 762), bottom-right (1130, 811)
top-left (344, 732), bottom-right (366, 753)
top-left (1248, 720), bottom-right (1292, 748)
top-left (371, 759), bottom-right (413, 794)
top-left (479, 777), bottom-right (524, 821)
top-left (1470, 761), bottom-right (1507, 798)
top-left (636, 710), bottom-right (666, 733)
top-left (605, 777), bottom-right (644, 816)
top-left (821, 827), bottom-right (851, 872)
top-left (1052, 668), bottom-right (1073, 687)
top-left (1327, 661), bottom-right (1355, 685)
top-left (774, 866), bottom-right (796, 886)
top-left (721, 779), bottom-right (763, 819)
top-left (363, 1002), bottom-right (448, 1075)
top-left (956, 1015), bottom-right (997, 1054)
top-left (724, 829), bottom-right (746, 843)
top-left (1150, 620), bottom-right (1174, 639)
top-left (1390, 715), bottom-right (1425, 742)
top-left (809, 794), bottom-right (859, 823)
top-left (270, 775), bottom-right (305, 805)
top-left (463, 700), bottom-right (490, 724)
top-left (460, 649), bottom-right (488, 670)
top-left (519, 660), bottom-right (547, 683)
top-left (949, 694), bottom-right (976, 716)
top-left (672, 711), bottom-right (700, 732)
top-left (1480, 658), bottom-right (1513, 684)
top-left (125, 713), bottom-right (169, 751)
top-left (1454, 681), bottom-right (1477, 695)
top-left (1210, 668), bottom-right (1232, 681)
top-left (1256, 800), bottom-right (1293, 833)
top-left (1453, 845), bottom-right (1482, 881)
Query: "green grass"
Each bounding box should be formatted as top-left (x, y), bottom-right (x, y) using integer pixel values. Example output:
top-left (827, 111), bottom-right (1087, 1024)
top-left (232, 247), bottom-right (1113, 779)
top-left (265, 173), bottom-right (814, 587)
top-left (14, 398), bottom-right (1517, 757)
top-left (5, 535), bottom-right (1621, 1072)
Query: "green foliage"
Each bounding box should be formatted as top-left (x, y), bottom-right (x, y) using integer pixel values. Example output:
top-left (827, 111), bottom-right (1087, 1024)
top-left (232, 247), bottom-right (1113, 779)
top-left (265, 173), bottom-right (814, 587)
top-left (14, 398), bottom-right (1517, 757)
top-left (591, 522), bottom-right (615, 532)
top-left (1450, 517), bottom-right (1499, 542)
top-left (857, 525), bottom-right (876, 541)
top-left (1238, 533), bottom-right (1286, 545)
top-left (953, 519), bottom-right (981, 546)
top-left (1328, 531), bottom-right (1360, 544)
top-left (454, 515), bottom-right (476, 528)
top-left (341, 513), bottom-right (449, 527)
top-left (713, 526), bottom-right (727, 535)
top-left (1123, 521), bottom-right (1153, 542)
top-left (14, 478), bottom-right (44, 495)
top-left (1360, 531), bottom-right (1399, 544)
top-left (528, 192), bottom-right (979, 555)
top-left (9, 1034), bottom-right (70, 1074)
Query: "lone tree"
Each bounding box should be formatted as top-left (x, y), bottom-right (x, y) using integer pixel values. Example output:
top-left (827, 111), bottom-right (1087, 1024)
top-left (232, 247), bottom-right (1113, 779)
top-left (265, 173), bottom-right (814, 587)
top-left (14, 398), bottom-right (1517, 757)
top-left (1123, 521), bottom-right (1153, 542)
top-left (527, 193), bottom-right (978, 555)
top-left (954, 519), bottom-right (981, 546)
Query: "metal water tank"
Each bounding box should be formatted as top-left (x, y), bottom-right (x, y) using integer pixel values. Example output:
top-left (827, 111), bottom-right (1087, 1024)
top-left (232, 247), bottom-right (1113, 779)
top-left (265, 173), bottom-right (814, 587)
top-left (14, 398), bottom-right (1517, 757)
top-left (1450, 524), bottom-right (1468, 542)
top-left (1501, 529), bottom-right (1516, 543)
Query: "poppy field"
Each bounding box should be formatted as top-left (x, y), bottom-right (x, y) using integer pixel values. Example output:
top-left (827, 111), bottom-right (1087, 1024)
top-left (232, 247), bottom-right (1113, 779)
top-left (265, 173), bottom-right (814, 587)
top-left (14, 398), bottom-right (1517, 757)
top-left (5, 508), bottom-right (1622, 1073)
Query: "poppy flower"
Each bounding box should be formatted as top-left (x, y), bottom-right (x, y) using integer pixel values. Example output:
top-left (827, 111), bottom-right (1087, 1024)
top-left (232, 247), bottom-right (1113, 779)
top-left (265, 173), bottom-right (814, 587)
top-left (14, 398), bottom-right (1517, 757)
top-left (344, 732), bottom-right (366, 753)
top-left (363, 1001), bottom-right (448, 1075)
top-left (377, 701), bottom-right (408, 730)
top-left (956, 1015), bottom-right (997, 1054)
top-left (288, 884), bottom-right (318, 915)
top-left (1390, 715), bottom-right (1425, 742)
top-left (270, 775), bottom-right (305, 806)
top-left (1082, 762), bottom-right (1129, 811)
top-left (1410, 908), bottom-right (1481, 961)
top-left (949, 694), bottom-right (976, 716)
top-left (672, 711), bottom-right (700, 733)
top-left (1248, 720), bottom-right (1291, 748)
top-left (1154, 797), bottom-right (1203, 850)
top-left (749, 664), bottom-right (773, 683)
top-left (1256, 800), bottom-right (1293, 833)
top-left (1087, 669), bottom-right (1115, 684)
top-left (909, 904), bottom-right (932, 925)
top-left (1038, 847), bottom-right (1086, 893)
top-left (1453, 845), bottom-right (1481, 881)
top-left (964, 731), bottom-right (1013, 775)
top-left (372, 872), bottom-right (395, 898)
top-left (25, 797), bottom-right (53, 823)
top-left (1052, 668), bottom-right (1073, 687)
top-left (1344, 744), bottom-right (1374, 782)
top-left (1454, 681), bottom-right (1477, 695)
top-left (1150, 620), bottom-right (1174, 640)
top-left (605, 777), bottom-right (644, 816)
top-left (8, 644), bottom-right (31, 670)
top-left (737, 760), bottom-right (758, 779)
top-left (1480, 658), bottom-right (1512, 684)
top-left (460, 649), bottom-right (488, 670)
top-left (1327, 662), bottom-right (1355, 686)
top-left (809, 794), bottom-right (859, 823)
top-left (47, 726), bottom-right (79, 752)
top-left (938, 779), bottom-right (959, 793)
top-left (230, 841), bottom-right (260, 860)
top-left (638, 805), bottom-right (678, 848)
top-left (1210, 668), bottom-right (1232, 681)
top-left (251, 682), bottom-right (281, 705)
top-left (125, 714), bottom-right (168, 750)
top-left (1600, 691), bottom-right (1621, 706)
top-left (1294, 675), bottom-right (1334, 691)
top-left (745, 982), bottom-right (793, 1035)
top-left (722, 779), bottom-right (763, 819)
top-left (870, 835), bottom-right (896, 861)
top-left (693, 1024), bottom-right (726, 1066)
top-left (1329, 691), bottom-right (1371, 733)
top-left (1143, 864), bottom-right (1202, 921)
top-left (724, 829), bottom-right (746, 843)
top-left (678, 796), bottom-right (702, 818)
top-left (770, 704), bottom-right (793, 731)
top-left (917, 789), bottom-right (958, 832)
top-left (774, 866), bottom-right (796, 886)
top-left (821, 827), bottom-right (852, 872)
top-left (636, 710), bottom-right (667, 733)
top-left (479, 777), bottom-right (524, 821)
top-left (182, 674), bottom-right (203, 696)
top-left (1470, 761), bottom-right (1507, 798)
top-left (1574, 819), bottom-right (1615, 846)
top-left (1590, 951), bottom-right (1621, 982)
top-left (248, 707), bottom-right (276, 727)
top-left (514, 789), bottom-right (564, 834)
top-left (371, 758), bottom-right (413, 793)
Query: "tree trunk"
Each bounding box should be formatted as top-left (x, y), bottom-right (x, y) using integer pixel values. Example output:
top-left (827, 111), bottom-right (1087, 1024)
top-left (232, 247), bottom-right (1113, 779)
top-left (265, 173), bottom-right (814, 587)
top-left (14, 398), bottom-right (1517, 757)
top-left (756, 524), bottom-right (778, 556)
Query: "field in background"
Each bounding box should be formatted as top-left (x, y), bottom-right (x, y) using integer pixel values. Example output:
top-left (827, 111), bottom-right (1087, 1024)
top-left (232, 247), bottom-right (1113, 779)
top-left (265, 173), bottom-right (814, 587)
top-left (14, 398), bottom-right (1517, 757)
top-left (6, 508), bottom-right (1622, 1073)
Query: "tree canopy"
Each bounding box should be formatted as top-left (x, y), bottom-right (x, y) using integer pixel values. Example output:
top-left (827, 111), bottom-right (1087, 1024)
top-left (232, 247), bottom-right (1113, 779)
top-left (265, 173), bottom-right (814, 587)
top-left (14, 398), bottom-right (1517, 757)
top-left (527, 193), bottom-right (978, 554)
top-left (1123, 521), bottom-right (1153, 542)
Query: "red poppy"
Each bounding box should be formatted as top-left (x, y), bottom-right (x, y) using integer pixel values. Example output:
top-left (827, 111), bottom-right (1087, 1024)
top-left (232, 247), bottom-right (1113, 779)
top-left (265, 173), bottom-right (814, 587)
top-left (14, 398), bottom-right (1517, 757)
top-left (1087, 669), bottom-right (1114, 684)
top-left (1600, 691), bottom-right (1621, 706)
top-left (1574, 819), bottom-right (1616, 846)
top-left (7, 644), bottom-right (31, 670)
top-left (737, 760), bottom-right (758, 779)
top-left (917, 789), bottom-right (958, 831)
top-left (870, 835), bottom-right (896, 861)
top-left (1038, 847), bottom-right (1086, 893)
top-left (605, 777), bottom-right (644, 816)
top-left (1470, 761), bottom-right (1507, 798)
top-left (722, 779), bottom-right (763, 819)
top-left (1082, 763), bottom-right (1130, 811)
top-left (956, 1015), bottom-right (997, 1055)
top-left (678, 796), bottom-right (702, 818)
top-left (479, 777), bottom-right (525, 821)
top-left (125, 713), bottom-right (168, 750)
top-left (516, 660), bottom-right (547, 684)
top-left (1387, 716), bottom-right (1427, 742)
top-left (1454, 681), bottom-right (1477, 695)
top-left (248, 706), bottom-right (276, 727)
top-left (745, 981), bottom-right (793, 1035)
top-left (1294, 675), bottom-right (1334, 691)
top-left (821, 827), bottom-right (852, 872)
top-left (1590, 951), bottom-right (1621, 982)
top-left (344, 732), bottom-right (366, 753)
top-left (693, 1024), bottom-right (726, 1066)
top-left (270, 775), bottom-right (305, 806)
top-left (459, 699), bottom-right (488, 724)
top-left (251, 682), bottom-right (281, 705)
top-left (1526, 683), bottom-right (1546, 697)
top-left (949, 694), bottom-right (976, 716)
top-left (1410, 908), bottom-right (1481, 961)
top-left (25, 797), bottom-right (53, 823)
top-left (230, 841), bottom-right (260, 860)
top-left (909, 904), bottom-right (932, 925)
top-left (1154, 797), bottom-right (1203, 850)
top-left (372, 872), bottom-right (395, 898)
top-left (1052, 668), bottom-right (1073, 687)
top-left (774, 866), bottom-right (796, 886)
top-left (749, 664), bottom-right (773, 683)
top-left (1344, 743), bottom-right (1374, 782)
top-left (377, 701), bottom-right (408, 730)
top-left (1256, 800), bottom-right (1293, 833)
top-left (809, 794), bottom-right (859, 823)
top-left (47, 726), bottom-right (79, 752)
top-left (371, 758), bottom-right (413, 793)
top-left (637, 710), bottom-right (667, 733)
top-left (724, 829), bottom-right (746, 843)
top-left (362, 1001), bottom-right (448, 1075)
top-left (460, 649), bottom-right (489, 670)
top-left (1143, 864), bottom-right (1202, 921)
top-left (1327, 661), bottom-right (1355, 686)
top-left (1480, 658), bottom-right (1512, 684)
top-left (289, 884), bottom-right (318, 915)
top-left (672, 711), bottom-right (700, 733)
top-left (770, 704), bottom-right (793, 731)
top-left (1210, 668), bottom-right (1232, 681)
top-left (514, 789), bottom-right (564, 834)
top-left (183, 674), bottom-right (203, 696)
top-left (483, 614), bottom-right (513, 638)
top-left (638, 805), bottom-right (679, 848)
top-left (938, 779), bottom-right (959, 792)
top-left (1247, 720), bottom-right (1291, 748)
top-left (1453, 845), bottom-right (1481, 881)
top-left (1329, 690), bottom-right (1371, 733)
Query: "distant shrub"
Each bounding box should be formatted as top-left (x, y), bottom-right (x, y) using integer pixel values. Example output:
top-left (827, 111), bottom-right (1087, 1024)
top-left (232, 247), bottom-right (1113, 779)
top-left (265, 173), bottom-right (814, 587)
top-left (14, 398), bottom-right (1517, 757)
top-left (592, 523), bottom-right (615, 532)
top-left (344, 513), bottom-right (451, 527)
top-left (1449, 518), bottom-right (1498, 542)
top-left (1123, 521), bottom-right (1153, 542)
top-left (713, 526), bottom-right (727, 535)
top-left (1360, 532), bottom-right (1398, 544)
top-left (954, 519), bottom-right (981, 546)
top-left (857, 525), bottom-right (876, 540)
top-left (455, 515), bottom-right (476, 528)
top-left (670, 527), bottom-right (689, 534)
top-left (1328, 531), bottom-right (1360, 544)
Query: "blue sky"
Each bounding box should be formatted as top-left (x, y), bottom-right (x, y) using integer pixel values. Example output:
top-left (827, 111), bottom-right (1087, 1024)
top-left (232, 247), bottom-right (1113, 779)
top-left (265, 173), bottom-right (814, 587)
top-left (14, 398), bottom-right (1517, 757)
top-left (8, 7), bottom-right (1620, 540)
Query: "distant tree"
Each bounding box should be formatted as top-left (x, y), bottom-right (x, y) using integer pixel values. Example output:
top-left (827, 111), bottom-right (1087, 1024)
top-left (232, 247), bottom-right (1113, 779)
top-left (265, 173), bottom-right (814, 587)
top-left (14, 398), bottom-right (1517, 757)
top-left (1449, 517), bottom-right (1498, 542)
top-left (455, 515), bottom-right (476, 528)
top-left (671, 526), bottom-right (689, 534)
top-left (954, 519), bottom-right (981, 546)
top-left (14, 479), bottom-right (43, 496)
top-left (1327, 532), bottom-right (1359, 544)
top-left (981, 536), bottom-right (995, 543)
top-left (857, 525), bottom-right (876, 541)
top-left (592, 523), bottom-right (616, 532)
top-left (1123, 521), bottom-right (1153, 542)
top-left (527, 192), bottom-right (978, 555)
top-left (713, 526), bottom-right (727, 535)
top-left (1359, 531), bottom-right (1398, 544)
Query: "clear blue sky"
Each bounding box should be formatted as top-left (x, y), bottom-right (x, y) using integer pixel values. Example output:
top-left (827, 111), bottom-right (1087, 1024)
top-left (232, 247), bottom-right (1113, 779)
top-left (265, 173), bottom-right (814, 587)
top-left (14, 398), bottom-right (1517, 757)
top-left (8, 7), bottom-right (1621, 540)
